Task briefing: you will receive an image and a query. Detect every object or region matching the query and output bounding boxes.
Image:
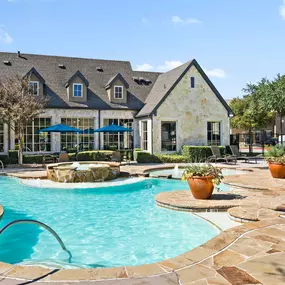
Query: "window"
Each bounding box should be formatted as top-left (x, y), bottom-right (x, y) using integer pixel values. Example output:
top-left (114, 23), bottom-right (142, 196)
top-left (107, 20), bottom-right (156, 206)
top-left (207, 122), bottom-right (221, 145)
top-left (61, 118), bottom-right (94, 151)
top-left (16, 118), bottom-right (51, 152)
top-left (0, 123), bottom-right (4, 152)
top-left (29, 81), bottom-right (39, 96)
top-left (190, 77), bottom-right (195, 88)
top-left (114, 86), bottom-right (123, 99)
top-left (141, 121), bottom-right (148, 151)
top-left (161, 122), bottom-right (176, 151)
top-left (103, 119), bottom-right (133, 150)
top-left (73, 83), bottom-right (83, 97)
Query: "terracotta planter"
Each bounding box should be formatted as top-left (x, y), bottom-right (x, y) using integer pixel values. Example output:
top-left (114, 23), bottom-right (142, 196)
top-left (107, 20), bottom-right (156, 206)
top-left (268, 161), bottom-right (285, 179)
top-left (187, 176), bottom-right (214, 199)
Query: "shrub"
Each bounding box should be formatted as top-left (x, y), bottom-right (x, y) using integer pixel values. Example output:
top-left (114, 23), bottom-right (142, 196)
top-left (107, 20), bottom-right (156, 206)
top-left (75, 151), bottom-right (113, 162)
top-left (133, 148), bottom-right (142, 161)
top-left (156, 154), bottom-right (187, 163)
top-left (8, 150), bottom-right (18, 164)
top-left (136, 151), bottom-right (161, 163)
top-left (23, 154), bottom-right (44, 164)
top-left (135, 152), bottom-right (187, 163)
top-left (0, 155), bottom-right (9, 166)
top-left (68, 153), bottom-right (77, 161)
top-left (182, 146), bottom-right (227, 162)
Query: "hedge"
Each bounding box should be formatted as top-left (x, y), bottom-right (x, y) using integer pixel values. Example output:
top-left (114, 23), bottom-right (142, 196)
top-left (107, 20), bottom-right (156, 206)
top-left (182, 146), bottom-right (231, 162)
top-left (23, 154), bottom-right (45, 164)
top-left (9, 150), bottom-right (18, 164)
top-left (0, 155), bottom-right (9, 166)
top-left (69, 151), bottom-right (113, 162)
top-left (135, 151), bottom-right (187, 163)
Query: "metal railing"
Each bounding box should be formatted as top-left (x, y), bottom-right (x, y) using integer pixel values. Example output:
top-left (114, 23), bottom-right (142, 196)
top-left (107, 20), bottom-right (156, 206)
top-left (0, 219), bottom-right (72, 262)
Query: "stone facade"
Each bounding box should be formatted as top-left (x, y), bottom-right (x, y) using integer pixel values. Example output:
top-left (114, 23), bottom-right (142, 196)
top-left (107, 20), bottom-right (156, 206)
top-left (139, 65), bottom-right (230, 154)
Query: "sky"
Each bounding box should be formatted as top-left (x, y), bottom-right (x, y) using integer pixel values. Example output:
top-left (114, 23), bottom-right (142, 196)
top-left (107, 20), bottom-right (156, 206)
top-left (0, 0), bottom-right (285, 100)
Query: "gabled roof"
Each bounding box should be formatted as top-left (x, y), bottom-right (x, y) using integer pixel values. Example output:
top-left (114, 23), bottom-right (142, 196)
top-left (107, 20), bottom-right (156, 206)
top-left (25, 67), bottom-right (45, 83)
top-left (0, 52), bottom-right (161, 110)
top-left (65, 70), bottom-right (89, 87)
top-left (136, 59), bottom-right (233, 117)
top-left (104, 73), bottom-right (129, 89)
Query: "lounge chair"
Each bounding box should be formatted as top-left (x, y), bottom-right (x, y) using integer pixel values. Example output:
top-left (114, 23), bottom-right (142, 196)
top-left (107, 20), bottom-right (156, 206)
top-left (111, 151), bottom-right (122, 163)
top-left (208, 146), bottom-right (237, 164)
top-left (57, 152), bottom-right (69, 163)
top-left (229, 145), bottom-right (257, 164)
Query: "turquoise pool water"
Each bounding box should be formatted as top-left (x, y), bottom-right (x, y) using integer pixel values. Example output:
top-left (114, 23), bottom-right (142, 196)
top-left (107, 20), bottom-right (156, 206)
top-left (0, 177), bottom-right (220, 268)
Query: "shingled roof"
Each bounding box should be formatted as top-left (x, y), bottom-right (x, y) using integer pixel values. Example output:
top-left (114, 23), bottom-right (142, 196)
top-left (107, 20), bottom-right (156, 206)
top-left (0, 52), bottom-right (232, 115)
top-left (0, 52), bottom-right (161, 110)
top-left (136, 59), bottom-right (232, 117)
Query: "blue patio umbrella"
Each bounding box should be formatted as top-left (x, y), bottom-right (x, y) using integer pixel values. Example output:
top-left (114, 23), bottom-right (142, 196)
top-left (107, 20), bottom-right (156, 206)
top-left (94, 124), bottom-right (133, 133)
top-left (38, 123), bottom-right (82, 133)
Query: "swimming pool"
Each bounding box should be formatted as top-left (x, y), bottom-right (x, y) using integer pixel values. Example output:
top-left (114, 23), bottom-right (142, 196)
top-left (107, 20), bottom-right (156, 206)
top-left (0, 177), bottom-right (220, 268)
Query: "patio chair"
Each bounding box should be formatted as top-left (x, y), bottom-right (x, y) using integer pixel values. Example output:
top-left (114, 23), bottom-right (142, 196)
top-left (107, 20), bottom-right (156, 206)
top-left (111, 151), bottom-right (122, 164)
top-left (229, 145), bottom-right (257, 164)
top-left (57, 152), bottom-right (69, 163)
top-left (208, 146), bottom-right (237, 164)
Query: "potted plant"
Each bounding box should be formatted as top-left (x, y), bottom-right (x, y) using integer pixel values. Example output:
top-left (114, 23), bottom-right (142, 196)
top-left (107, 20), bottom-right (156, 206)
top-left (265, 144), bottom-right (285, 178)
top-left (182, 164), bottom-right (224, 199)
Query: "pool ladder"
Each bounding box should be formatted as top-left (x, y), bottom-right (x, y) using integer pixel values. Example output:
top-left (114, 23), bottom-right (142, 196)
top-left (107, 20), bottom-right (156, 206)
top-left (0, 219), bottom-right (72, 262)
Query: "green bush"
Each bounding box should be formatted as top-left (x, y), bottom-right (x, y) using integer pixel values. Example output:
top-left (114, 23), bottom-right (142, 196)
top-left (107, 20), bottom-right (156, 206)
top-left (156, 154), bottom-right (187, 163)
top-left (133, 148), bottom-right (142, 161)
top-left (135, 152), bottom-right (187, 163)
top-left (68, 153), bottom-right (77, 161)
top-left (0, 155), bottom-right (9, 166)
top-left (182, 146), bottom-right (228, 162)
top-left (75, 151), bottom-right (113, 161)
top-left (8, 150), bottom-right (18, 164)
top-left (23, 154), bottom-right (44, 164)
top-left (136, 151), bottom-right (161, 163)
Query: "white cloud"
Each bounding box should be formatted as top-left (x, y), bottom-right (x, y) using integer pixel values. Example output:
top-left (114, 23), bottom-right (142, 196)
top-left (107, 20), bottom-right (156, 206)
top-left (135, 63), bottom-right (154, 71)
top-left (0, 28), bottom-right (13, 44)
top-left (172, 15), bottom-right (202, 24)
top-left (204, 68), bottom-right (226, 78)
top-left (280, 1), bottom-right (285, 19)
top-left (157, 60), bottom-right (184, 72)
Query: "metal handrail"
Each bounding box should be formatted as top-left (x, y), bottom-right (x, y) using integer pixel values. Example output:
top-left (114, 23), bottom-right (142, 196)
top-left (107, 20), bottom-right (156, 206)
top-left (0, 219), bottom-right (72, 262)
top-left (0, 160), bottom-right (3, 171)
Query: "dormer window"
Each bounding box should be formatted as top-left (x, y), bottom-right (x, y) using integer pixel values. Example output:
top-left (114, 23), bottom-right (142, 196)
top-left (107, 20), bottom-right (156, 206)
top-left (114, 86), bottom-right (123, 99)
top-left (29, 81), bottom-right (39, 96)
top-left (73, 83), bottom-right (83, 97)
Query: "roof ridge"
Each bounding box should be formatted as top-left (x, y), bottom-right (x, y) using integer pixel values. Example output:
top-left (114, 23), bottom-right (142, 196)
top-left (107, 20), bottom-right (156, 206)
top-left (0, 52), bottom-right (132, 64)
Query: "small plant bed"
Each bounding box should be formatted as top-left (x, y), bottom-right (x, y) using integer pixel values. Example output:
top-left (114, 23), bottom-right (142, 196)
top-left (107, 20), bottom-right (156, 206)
top-left (182, 164), bottom-right (224, 199)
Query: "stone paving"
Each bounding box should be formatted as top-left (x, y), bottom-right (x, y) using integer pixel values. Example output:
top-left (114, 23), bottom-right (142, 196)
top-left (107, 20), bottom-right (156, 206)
top-left (2, 163), bottom-right (285, 284)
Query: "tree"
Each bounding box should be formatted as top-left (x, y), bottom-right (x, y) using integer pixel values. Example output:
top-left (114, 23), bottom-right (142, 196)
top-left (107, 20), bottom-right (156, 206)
top-left (256, 74), bottom-right (285, 144)
top-left (0, 75), bottom-right (49, 164)
top-left (230, 86), bottom-right (274, 153)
